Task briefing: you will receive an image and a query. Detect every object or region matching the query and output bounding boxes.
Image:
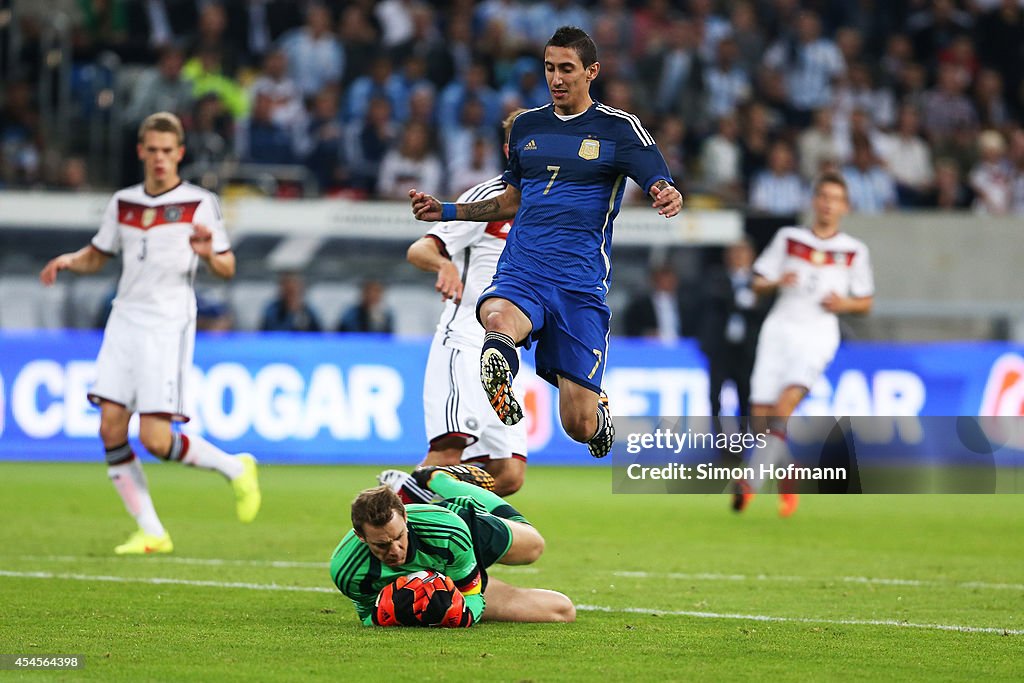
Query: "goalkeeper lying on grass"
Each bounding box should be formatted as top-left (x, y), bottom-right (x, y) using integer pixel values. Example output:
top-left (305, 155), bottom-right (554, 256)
top-left (329, 466), bottom-right (575, 626)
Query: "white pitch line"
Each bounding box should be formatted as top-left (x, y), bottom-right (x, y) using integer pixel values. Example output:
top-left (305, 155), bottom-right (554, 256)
top-left (0, 569), bottom-right (1018, 636)
top-left (4, 555), bottom-right (540, 574)
top-left (5, 556), bottom-right (1015, 588)
top-left (575, 604), bottom-right (1024, 636)
top-left (611, 570), bottom-right (1024, 592)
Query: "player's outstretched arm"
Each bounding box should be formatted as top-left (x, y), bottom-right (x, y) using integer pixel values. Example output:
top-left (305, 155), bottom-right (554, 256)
top-left (649, 180), bottom-right (683, 218)
top-left (190, 223), bottom-right (236, 280)
top-left (407, 236), bottom-right (463, 303)
top-left (39, 245), bottom-right (109, 285)
top-left (409, 186), bottom-right (520, 223)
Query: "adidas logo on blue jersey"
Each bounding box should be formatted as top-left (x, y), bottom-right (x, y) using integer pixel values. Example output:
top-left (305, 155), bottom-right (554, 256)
top-left (523, 139), bottom-right (537, 151)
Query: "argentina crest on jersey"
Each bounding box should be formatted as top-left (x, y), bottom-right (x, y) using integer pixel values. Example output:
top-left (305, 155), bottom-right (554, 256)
top-left (578, 138), bottom-right (600, 160)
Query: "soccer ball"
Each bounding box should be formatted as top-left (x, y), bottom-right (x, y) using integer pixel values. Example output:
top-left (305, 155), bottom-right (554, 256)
top-left (374, 570), bottom-right (469, 627)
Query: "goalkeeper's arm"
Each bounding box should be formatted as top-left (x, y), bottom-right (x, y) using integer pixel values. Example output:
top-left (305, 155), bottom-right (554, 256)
top-left (451, 568), bottom-right (485, 626)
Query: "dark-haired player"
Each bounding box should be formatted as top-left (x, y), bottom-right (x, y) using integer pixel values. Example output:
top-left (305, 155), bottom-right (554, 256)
top-left (410, 26), bottom-right (683, 459)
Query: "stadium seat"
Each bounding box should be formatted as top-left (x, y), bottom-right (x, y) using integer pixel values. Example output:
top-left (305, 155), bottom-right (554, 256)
top-left (306, 282), bottom-right (359, 332)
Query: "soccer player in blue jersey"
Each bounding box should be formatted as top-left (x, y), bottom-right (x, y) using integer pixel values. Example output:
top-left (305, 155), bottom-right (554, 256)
top-left (410, 26), bottom-right (683, 458)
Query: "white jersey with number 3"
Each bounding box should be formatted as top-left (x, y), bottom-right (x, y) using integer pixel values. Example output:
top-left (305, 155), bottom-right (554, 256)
top-left (91, 182), bottom-right (229, 330)
top-left (426, 177), bottom-right (511, 351)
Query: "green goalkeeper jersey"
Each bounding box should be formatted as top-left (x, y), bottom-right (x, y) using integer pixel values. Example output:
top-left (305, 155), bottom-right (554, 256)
top-left (329, 504), bottom-right (486, 626)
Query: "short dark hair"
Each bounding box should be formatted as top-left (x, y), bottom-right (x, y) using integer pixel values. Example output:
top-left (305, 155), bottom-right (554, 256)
top-left (546, 26), bottom-right (597, 67)
top-left (813, 171), bottom-right (849, 200)
top-left (351, 486), bottom-right (405, 536)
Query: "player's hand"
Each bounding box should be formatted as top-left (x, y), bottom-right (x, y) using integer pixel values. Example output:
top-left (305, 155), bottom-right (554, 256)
top-left (779, 271), bottom-right (799, 288)
top-left (410, 189), bottom-right (442, 222)
top-left (189, 223), bottom-right (213, 259)
top-left (40, 254), bottom-right (73, 286)
top-left (649, 182), bottom-right (683, 218)
top-left (821, 292), bottom-right (846, 313)
top-left (435, 261), bottom-right (464, 304)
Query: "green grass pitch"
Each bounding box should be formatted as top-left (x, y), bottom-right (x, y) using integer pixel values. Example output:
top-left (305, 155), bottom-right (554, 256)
top-left (1, 462), bottom-right (1022, 681)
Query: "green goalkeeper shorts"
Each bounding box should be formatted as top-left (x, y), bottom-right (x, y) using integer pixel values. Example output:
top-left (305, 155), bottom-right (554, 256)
top-left (440, 496), bottom-right (514, 569)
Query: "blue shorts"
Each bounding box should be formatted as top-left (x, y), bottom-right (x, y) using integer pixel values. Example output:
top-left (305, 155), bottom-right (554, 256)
top-left (477, 273), bottom-right (610, 393)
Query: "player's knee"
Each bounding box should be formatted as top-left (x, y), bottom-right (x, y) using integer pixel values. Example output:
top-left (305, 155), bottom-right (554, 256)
top-left (521, 528), bottom-right (545, 564)
top-left (139, 432), bottom-right (171, 459)
top-left (98, 420), bottom-right (125, 447)
top-left (562, 413), bottom-right (597, 443)
top-left (492, 470), bottom-right (524, 496)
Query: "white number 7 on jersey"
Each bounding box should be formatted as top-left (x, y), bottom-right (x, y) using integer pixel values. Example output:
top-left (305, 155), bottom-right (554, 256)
top-left (588, 348), bottom-right (603, 379)
top-left (543, 165), bottom-right (560, 195)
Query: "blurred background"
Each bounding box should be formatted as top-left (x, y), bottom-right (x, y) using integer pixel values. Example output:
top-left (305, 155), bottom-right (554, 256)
top-left (0, 0), bottom-right (1022, 462)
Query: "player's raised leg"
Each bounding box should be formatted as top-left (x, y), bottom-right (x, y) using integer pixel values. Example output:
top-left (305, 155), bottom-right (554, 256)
top-left (139, 415), bottom-right (261, 523)
top-left (478, 297), bottom-right (533, 425)
top-left (99, 401), bottom-right (173, 554)
top-left (557, 379), bottom-right (615, 459)
top-left (481, 577), bottom-right (575, 623)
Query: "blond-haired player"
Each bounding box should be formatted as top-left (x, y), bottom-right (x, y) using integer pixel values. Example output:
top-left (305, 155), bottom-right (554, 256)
top-left (40, 112), bottom-right (261, 554)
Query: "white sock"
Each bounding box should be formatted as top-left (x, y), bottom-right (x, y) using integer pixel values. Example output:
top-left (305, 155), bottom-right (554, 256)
top-left (108, 457), bottom-right (165, 537)
top-left (179, 433), bottom-right (244, 480)
top-left (746, 432), bottom-right (790, 493)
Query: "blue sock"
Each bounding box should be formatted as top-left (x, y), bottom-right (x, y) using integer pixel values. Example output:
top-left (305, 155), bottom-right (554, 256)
top-left (483, 331), bottom-right (519, 377)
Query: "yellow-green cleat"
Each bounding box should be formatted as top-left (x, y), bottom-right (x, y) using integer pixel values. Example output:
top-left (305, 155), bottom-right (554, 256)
top-left (114, 529), bottom-right (173, 555)
top-left (233, 454), bottom-right (261, 523)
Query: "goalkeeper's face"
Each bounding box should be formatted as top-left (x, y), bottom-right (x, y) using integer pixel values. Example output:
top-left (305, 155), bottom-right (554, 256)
top-left (359, 511), bottom-right (409, 568)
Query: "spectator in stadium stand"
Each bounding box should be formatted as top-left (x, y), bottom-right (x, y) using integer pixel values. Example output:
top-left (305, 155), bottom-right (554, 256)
top-left (655, 117), bottom-right (688, 192)
top-left (797, 107), bottom-right (841, 182)
top-left (304, 88), bottom-right (345, 193)
top-left (54, 156), bottom-right (91, 192)
top-left (0, 80), bottom-right (42, 186)
top-left (123, 0), bottom-right (196, 60)
top-left (920, 62), bottom-right (978, 144)
top-left (700, 112), bottom-right (743, 204)
top-left (376, 121), bottom-right (443, 200)
top-left (975, 0), bottom-right (1024, 104)
top-left (343, 56), bottom-right (406, 125)
top-left (248, 48), bottom-right (306, 134)
top-left (879, 33), bottom-right (914, 91)
top-left (834, 62), bottom-right (896, 131)
top-left (698, 236), bottom-right (767, 425)
top-left (739, 101), bottom-right (775, 189)
top-left (704, 37), bottom-right (752, 122)
top-left (235, 91), bottom-right (300, 165)
top-left (186, 2), bottom-right (242, 78)
top-left (641, 18), bottom-right (705, 125)
top-left (277, 2), bottom-right (344, 98)
top-left (343, 95), bottom-right (397, 195)
top-left (972, 69), bottom-right (1011, 130)
top-left (183, 94), bottom-right (233, 167)
top-left (623, 264), bottom-right (694, 344)
top-left (437, 63), bottom-right (502, 133)
top-left (182, 46), bottom-right (249, 121)
top-left (906, 0), bottom-right (973, 68)
top-left (260, 273), bottom-right (323, 333)
top-left (337, 4), bottom-right (380, 89)
top-left (449, 135), bottom-right (503, 199)
top-left (338, 280), bottom-right (395, 335)
top-left (500, 57), bottom-right (551, 111)
top-left (748, 140), bottom-right (806, 217)
top-left (123, 45), bottom-right (193, 132)
top-left (880, 104), bottom-right (935, 208)
top-left (687, 0), bottom-right (731, 63)
top-left (923, 158), bottom-right (975, 210)
top-left (374, 0), bottom-right (417, 51)
top-left (762, 9), bottom-right (845, 128)
top-left (224, 0), bottom-right (304, 68)
top-left (727, 1), bottom-right (765, 75)
top-left (843, 135), bottom-right (897, 214)
top-left (969, 130), bottom-right (1013, 215)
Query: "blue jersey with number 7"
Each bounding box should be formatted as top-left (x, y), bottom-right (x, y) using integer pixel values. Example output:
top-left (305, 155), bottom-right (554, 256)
top-left (499, 102), bottom-right (673, 296)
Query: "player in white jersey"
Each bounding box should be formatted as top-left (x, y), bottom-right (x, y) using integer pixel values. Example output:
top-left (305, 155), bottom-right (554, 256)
top-left (734, 172), bottom-right (874, 516)
top-left (39, 112), bottom-right (261, 554)
top-left (380, 110), bottom-right (528, 498)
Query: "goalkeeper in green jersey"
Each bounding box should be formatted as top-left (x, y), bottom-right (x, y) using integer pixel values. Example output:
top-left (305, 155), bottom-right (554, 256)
top-left (329, 466), bottom-right (575, 626)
